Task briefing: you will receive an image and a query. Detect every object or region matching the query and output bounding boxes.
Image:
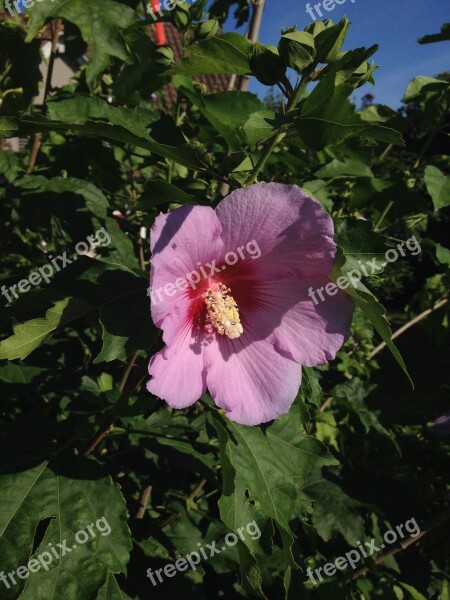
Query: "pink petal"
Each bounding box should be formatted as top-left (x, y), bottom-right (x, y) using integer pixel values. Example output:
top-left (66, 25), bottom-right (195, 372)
top-left (147, 323), bottom-right (206, 408)
top-left (240, 275), bottom-right (353, 366)
top-left (150, 205), bottom-right (223, 343)
top-left (204, 334), bottom-right (302, 426)
top-left (215, 183), bottom-right (336, 279)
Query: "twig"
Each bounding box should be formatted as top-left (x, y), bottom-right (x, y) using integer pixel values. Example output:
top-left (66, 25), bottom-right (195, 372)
top-left (26, 18), bottom-right (63, 174)
top-left (118, 350), bottom-right (140, 392)
top-left (369, 299), bottom-right (448, 359)
top-left (136, 485), bottom-right (153, 519)
top-left (158, 478), bottom-right (207, 528)
top-left (82, 362), bottom-right (148, 457)
top-left (349, 507), bottom-right (450, 582)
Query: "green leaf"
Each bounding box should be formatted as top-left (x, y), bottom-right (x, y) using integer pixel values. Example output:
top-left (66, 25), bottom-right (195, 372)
top-left (307, 479), bottom-right (365, 545)
top-left (212, 405), bottom-right (337, 565)
top-left (332, 379), bottom-right (401, 452)
top-left (403, 76), bottom-right (449, 102)
top-left (172, 33), bottom-right (251, 76)
top-left (337, 272), bottom-right (412, 385)
top-left (178, 86), bottom-right (265, 151)
top-left (315, 17), bottom-right (350, 63)
top-left (315, 158), bottom-right (374, 178)
top-left (26, 0), bottom-right (138, 89)
top-left (0, 297), bottom-right (94, 361)
top-left (298, 85), bottom-right (403, 150)
top-left (242, 110), bottom-right (278, 145)
top-left (424, 165), bottom-right (450, 211)
top-left (0, 149), bottom-right (22, 182)
top-left (418, 23), bottom-right (450, 44)
top-left (436, 243), bottom-right (450, 266)
top-left (398, 582), bottom-right (428, 600)
top-left (334, 218), bottom-right (389, 276)
top-left (0, 96), bottom-right (210, 171)
top-left (0, 363), bottom-right (44, 384)
top-left (331, 233), bottom-right (412, 384)
top-left (137, 181), bottom-right (195, 210)
top-left (96, 572), bottom-right (132, 599)
top-left (0, 414), bottom-right (132, 599)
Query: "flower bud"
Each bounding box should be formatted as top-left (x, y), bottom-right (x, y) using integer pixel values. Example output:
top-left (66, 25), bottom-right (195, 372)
top-left (304, 21), bottom-right (326, 36)
top-left (153, 45), bottom-right (175, 67)
top-left (196, 19), bottom-right (219, 40)
top-left (249, 43), bottom-right (286, 86)
top-left (315, 17), bottom-right (350, 63)
top-left (278, 28), bottom-right (316, 72)
top-left (173, 4), bottom-right (191, 31)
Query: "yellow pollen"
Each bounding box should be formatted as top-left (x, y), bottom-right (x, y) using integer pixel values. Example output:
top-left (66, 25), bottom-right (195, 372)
top-left (205, 284), bottom-right (243, 340)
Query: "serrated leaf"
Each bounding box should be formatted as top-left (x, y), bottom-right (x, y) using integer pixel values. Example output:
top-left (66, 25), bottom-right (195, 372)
top-left (298, 85), bottom-right (404, 150)
top-left (172, 33), bottom-right (251, 76)
top-left (307, 479), bottom-right (365, 545)
top-left (26, 0), bottom-right (137, 89)
top-left (334, 218), bottom-right (389, 275)
top-left (0, 414), bottom-right (132, 599)
top-left (424, 165), bottom-right (450, 211)
top-left (212, 404), bottom-right (337, 565)
top-left (0, 97), bottom-right (209, 171)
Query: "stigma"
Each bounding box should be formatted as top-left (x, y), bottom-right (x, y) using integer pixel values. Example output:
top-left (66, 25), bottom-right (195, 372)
top-left (205, 283), bottom-right (243, 340)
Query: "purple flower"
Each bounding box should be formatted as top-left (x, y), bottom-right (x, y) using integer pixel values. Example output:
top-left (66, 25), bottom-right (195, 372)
top-left (428, 411), bottom-right (450, 437)
top-left (147, 183), bottom-right (354, 425)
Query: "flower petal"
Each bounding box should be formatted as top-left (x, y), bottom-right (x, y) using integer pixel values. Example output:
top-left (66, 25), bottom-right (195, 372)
top-left (147, 324), bottom-right (206, 408)
top-left (215, 183), bottom-right (336, 279)
top-left (239, 275), bottom-right (353, 366)
top-left (150, 205), bottom-right (223, 343)
top-left (204, 334), bottom-right (301, 426)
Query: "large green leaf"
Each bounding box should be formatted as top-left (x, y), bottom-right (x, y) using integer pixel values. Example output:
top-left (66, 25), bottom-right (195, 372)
top-left (175, 80), bottom-right (265, 151)
top-left (298, 85), bottom-right (404, 150)
top-left (0, 96), bottom-right (210, 171)
top-left (26, 0), bottom-right (138, 89)
top-left (213, 405), bottom-right (337, 565)
top-left (307, 479), bottom-right (365, 545)
top-left (172, 33), bottom-right (251, 76)
top-left (0, 414), bottom-right (132, 599)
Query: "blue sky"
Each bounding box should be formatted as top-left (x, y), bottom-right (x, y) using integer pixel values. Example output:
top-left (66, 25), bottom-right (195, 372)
top-left (224, 0), bottom-right (449, 108)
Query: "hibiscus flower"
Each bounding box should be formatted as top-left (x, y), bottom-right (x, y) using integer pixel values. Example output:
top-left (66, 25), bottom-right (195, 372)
top-left (147, 183), bottom-right (354, 426)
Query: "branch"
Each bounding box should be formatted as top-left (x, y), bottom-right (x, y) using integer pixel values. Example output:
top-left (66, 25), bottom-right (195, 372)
top-left (157, 479), bottom-right (207, 528)
top-left (81, 362), bottom-right (148, 457)
top-left (349, 507), bottom-right (450, 582)
top-left (370, 298), bottom-right (448, 359)
top-left (135, 485), bottom-right (153, 519)
top-left (27, 18), bottom-right (63, 174)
